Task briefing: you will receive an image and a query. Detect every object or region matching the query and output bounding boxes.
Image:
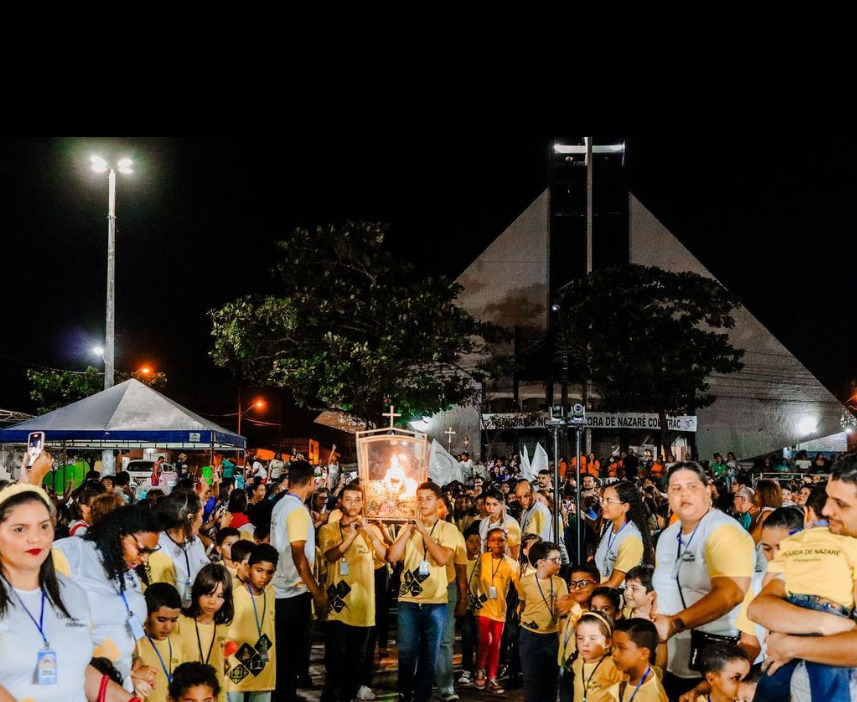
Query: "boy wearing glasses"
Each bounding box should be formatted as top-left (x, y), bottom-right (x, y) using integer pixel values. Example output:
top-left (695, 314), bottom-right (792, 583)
top-left (568, 563), bottom-right (600, 610)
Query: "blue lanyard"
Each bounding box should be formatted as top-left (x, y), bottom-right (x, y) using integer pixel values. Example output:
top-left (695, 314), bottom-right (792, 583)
top-left (15, 589), bottom-right (49, 649)
top-left (247, 583), bottom-right (267, 638)
top-left (627, 668), bottom-right (651, 702)
top-left (145, 634), bottom-right (173, 682)
top-left (606, 519), bottom-right (629, 554)
top-left (119, 590), bottom-right (134, 617)
top-left (673, 516), bottom-right (704, 579)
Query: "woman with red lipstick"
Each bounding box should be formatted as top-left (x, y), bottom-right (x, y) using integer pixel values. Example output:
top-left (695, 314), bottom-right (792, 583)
top-left (0, 482), bottom-right (140, 702)
top-left (53, 503), bottom-right (162, 696)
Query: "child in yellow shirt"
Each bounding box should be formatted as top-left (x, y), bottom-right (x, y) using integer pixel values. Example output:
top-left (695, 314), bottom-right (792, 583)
top-left (571, 612), bottom-right (623, 702)
top-left (135, 583), bottom-right (184, 702)
top-left (610, 618), bottom-right (668, 702)
top-left (473, 528), bottom-right (520, 693)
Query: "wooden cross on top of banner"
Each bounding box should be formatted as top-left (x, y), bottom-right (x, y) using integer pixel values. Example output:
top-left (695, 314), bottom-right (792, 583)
top-left (384, 406), bottom-right (401, 428)
top-left (445, 426), bottom-right (456, 452)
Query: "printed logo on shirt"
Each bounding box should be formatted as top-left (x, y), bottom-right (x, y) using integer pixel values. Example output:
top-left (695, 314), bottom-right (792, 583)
top-left (399, 568), bottom-right (429, 597)
top-left (327, 580), bottom-right (352, 613)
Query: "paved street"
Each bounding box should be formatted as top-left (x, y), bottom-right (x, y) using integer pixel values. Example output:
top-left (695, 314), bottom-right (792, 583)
top-left (300, 610), bottom-right (525, 702)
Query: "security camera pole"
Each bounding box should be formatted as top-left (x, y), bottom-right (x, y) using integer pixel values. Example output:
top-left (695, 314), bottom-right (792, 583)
top-left (569, 404), bottom-right (587, 559)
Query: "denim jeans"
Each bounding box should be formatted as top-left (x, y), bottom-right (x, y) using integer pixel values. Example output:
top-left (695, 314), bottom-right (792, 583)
top-left (754, 594), bottom-right (853, 702)
top-left (397, 601), bottom-right (447, 702)
top-left (228, 693), bottom-right (272, 702)
top-left (435, 582), bottom-right (458, 696)
top-left (518, 627), bottom-right (559, 702)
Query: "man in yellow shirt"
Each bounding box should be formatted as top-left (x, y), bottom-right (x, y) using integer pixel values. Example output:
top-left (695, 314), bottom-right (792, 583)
top-left (388, 482), bottom-right (458, 702)
top-left (318, 482), bottom-right (387, 702)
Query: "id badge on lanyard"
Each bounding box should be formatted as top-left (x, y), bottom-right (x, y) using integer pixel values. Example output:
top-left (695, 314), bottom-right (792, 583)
top-left (419, 560), bottom-right (430, 576)
top-left (36, 649), bottom-right (58, 685)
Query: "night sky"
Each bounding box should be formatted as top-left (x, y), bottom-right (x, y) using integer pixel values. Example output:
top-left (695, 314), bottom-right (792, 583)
top-left (2, 137), bottom-right (855, 445)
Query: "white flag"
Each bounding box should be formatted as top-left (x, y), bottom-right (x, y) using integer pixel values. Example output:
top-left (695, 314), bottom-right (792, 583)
top-left (532, 443), bottom-right (549, 477)
top-left (520, 444), bottom-right (534, 481)
top-left (429, 439), bottom-right (462, 487)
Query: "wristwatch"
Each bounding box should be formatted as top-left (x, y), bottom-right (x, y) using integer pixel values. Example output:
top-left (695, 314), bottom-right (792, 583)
top-left (672, 616), bottom-right (687, 633)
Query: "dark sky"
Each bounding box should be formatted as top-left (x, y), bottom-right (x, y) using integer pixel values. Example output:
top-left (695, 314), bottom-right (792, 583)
top-left (2, 137), bottom-right (855, 443)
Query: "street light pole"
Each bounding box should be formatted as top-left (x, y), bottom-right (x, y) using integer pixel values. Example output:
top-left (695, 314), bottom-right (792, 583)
top-left (105, 167), bottom-right (116, 390)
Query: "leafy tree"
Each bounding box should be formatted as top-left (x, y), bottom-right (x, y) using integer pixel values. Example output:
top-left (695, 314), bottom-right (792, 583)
top-left (209, 221), bottom-right (511, 427)
top-left (554, 264), bottom-right (745, 454)
top-left (27, 366), bottom-right (168, 415)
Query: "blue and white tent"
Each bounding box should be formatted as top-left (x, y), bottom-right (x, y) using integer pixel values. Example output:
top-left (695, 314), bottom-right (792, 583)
top-left (0, 379), bottom-right (244, 450)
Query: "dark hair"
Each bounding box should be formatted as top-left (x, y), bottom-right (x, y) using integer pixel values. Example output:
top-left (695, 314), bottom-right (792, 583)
top-left (90, 492), bottom-right (126, 524)
top-left (227, 489), bottom-right (248, 515)
top-left (666, 461), bottom-right (708, 485)
top-left (85, 505), bottom-right (161, 592)
top-left (486, 527), bottom-right (507, 541)
top-left (183, 564), bottom-right (233, 625)
top-left (698, 640), bottom-right (747, 675)
top-left (90, 656), bottom-right (123, 685)
top-left (625, 564), bottom-right (655, 591)
top-left (570, 562), bottom-right (601, 583)
top-left (591, 586), bottom-right (622, 612)
top-left (157, 489), bottom-right (202, 542)
top-left (803, 483), bottom-right (828, 522)
top-left (145, 581), bottom-right (182, 613)
top-left (0, 491), bottom-right (71, 619)
top-left (217, 483), bottom-right (231, 502)
top-left (114, 471), bottom-right (131, 488)
top-left (464, 522), bottom-right (481, 539)
top-left (528, 540), bottom-right (560, 567)
top-left (483, 488), bottom-right (505, 504)
top-left (753, 479), bottom-right (782, 510)
top-left (168, 662), bottom-right (221, 699)
top-left (288, 460), bottom-right (314, 487)
top-left (762, 506), bottom-right (804, 532)
top-left (231, 539), bottom-right (255, 564)
top-left (614, 618), bottom-right (659, 663)
top-left (253, 523), bottom-right (271, 542)
top-left (249, 543), bottom-right (279, 567)
top-left (831, 453), bottom-right (857, 485)
top-left (605, 481), bottom-right (655, 566)
top-left (71, 486), bottom-right (101, 521)
top-left (215, 527), bottom-right (240, 547)
top-left (417, 481), bottom-right (443, 497)
top-left (340, 481), bottom-right (364, 498)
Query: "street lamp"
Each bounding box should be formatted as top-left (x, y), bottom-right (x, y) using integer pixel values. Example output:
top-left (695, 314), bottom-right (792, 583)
top-left (237, 399), bottom-right (266, 436)
top-left (91, 155), bottom-right (133, 391)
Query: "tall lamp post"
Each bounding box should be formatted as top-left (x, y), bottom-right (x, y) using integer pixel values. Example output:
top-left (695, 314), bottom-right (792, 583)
top-left (237, 399), bottom-right (266, 437)
top-left (91, 155), bottom-right (132, 475)
top-left (90, 155), bottom-right (133, 390)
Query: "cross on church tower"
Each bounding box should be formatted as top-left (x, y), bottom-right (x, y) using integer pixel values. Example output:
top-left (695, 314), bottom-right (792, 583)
top-left (384, 406), bottom-right (401, 428)
top-left (445, 427), bottom-right (456, 452)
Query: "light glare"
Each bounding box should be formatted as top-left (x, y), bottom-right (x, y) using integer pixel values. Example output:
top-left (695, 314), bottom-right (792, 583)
top-left (91, 156), bottom-right (108, 173)
top-left (797, 417), bottom-right (818, 435)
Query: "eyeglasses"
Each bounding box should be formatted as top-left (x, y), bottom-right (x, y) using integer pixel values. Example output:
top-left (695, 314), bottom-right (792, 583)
top-left (569, 579), bottom-right (595, 589)
top-left (132, 535), bottom-right (161, 557)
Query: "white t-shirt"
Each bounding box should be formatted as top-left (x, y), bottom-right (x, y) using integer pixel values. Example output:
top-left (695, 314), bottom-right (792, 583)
top-left (253, 461), bottom-right (267, 480)
top-left (271, 493), bottom-right (315, 599)
top-left (0, 576), bottom-right (92, 702)
top-left (269, 459), bottom-right (285, 480)
top-left (53, 537), bottom-right (147, 690)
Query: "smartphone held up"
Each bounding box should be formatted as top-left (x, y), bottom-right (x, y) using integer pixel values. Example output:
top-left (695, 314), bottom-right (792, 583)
top-left (26, 431), bottom-right (45, 468)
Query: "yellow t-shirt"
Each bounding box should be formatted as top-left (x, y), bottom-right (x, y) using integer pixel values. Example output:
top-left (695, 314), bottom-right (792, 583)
top-left (610, 535), bottom-right (645, 579)
top-left (557, 603), bottom-right (584, 668)
top-left (572, 654), bottom-right (624, 702)
top-left (608, 670), bottom-right (668, 702)
top-left (134, 634), bottom-right (183, 702)
top-left (397, 519), bottom-right (460, 605)
top-left (447, 528), bottom-right (469, 585)
top-left (225, 584), bottom-right (276, 692)
top-left (767, 526), bottom-right (857, 609)
top-left (317, 521), bottom-right (380, 627)
top-left (175, 615), bottom-right (226, 699)
top-left (522, 504), bottom-right (551, 539)
top-left (473, 553), bottom-right (520, 623)
top-left (517, 572), bottom-right (568, 634)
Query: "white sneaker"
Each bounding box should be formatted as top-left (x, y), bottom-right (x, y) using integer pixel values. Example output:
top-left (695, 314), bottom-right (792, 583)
top-left (357, 686), bottom-right (377, 700)
top-left (458, 671), bottom-right (473, 685)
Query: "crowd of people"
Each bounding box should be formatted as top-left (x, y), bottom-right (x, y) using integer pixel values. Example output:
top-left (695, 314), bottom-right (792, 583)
top-left (0, 444), bottom-right (855, 702)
